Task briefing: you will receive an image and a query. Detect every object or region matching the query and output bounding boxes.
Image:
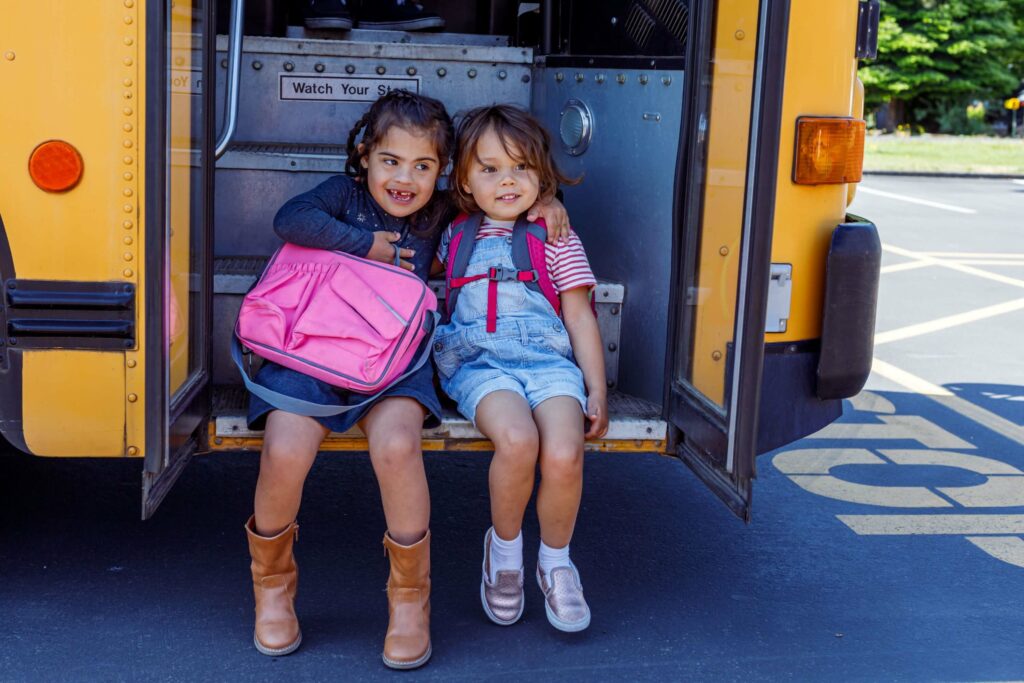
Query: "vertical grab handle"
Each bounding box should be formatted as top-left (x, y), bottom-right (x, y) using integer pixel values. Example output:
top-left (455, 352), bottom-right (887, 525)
top-left (214, 0), bottom-right (245, 159)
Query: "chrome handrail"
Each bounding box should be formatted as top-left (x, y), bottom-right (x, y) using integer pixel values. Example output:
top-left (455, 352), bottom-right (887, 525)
top-left (214, 0), bottom-right (244, 159)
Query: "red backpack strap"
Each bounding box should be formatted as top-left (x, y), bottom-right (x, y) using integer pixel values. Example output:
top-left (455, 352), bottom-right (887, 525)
top-left (444, 212), bottom-right (484, 322)
top-left (511, 216), bottom-right (560, 317)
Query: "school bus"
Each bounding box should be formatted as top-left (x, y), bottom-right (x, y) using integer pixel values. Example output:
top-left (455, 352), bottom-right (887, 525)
top-left (0, 0), bottom-right (880, 520)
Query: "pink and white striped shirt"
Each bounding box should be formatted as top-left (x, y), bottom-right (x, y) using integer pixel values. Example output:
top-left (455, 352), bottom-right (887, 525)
top-left (437, 217), bottom-right (596, 294)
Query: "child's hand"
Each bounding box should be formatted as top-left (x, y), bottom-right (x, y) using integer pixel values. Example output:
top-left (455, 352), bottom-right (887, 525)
top-left (527, 197), bottom-right (571, 244)
top-left (584, 393), bottom-right (609, 440)
top-left (368, 231), bottom-right (416, 271)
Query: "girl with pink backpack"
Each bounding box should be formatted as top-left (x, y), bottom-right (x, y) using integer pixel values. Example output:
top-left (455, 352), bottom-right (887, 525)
top-left (240, 91), bottom-right (569, 668)
top-left (432, 105), bottom-right (609, 633)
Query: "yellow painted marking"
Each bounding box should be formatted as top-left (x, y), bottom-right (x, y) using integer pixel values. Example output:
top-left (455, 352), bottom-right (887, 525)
top-left (922, 252), bottom-right (1024, 259)
top-left (943, 260), bottom-right (1024, 266)
top-left (812, 416), bottom-right (974, 449)
top-left (788, 475), bottom-right (952, 508)
top-left (871, 359), bottom-right (1024, 446)
top-left (847, 390), bottom-right (896, 414)
top-left (965, 536), bottom-right (1024, 568)
top-left (773, 448), bottom-right (884, 475)
top-left (839, 514), bottom-right (1024, 535)
top-left (874, 297), bottom-right (1024, 346)
top-left (870, 358), bottom-right (952, 396)
top-left (883, 449), bottom-right (1022, 475)
top-left (882, 244), bottom-right (1024, 290)
top-left (858, 186), bottom-right (977, 214)
top-left (880, 261), bottom-right (933, 275)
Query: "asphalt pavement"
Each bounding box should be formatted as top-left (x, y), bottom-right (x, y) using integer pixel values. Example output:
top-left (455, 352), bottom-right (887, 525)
top-left (1, 176), bottom-right (1022, 682)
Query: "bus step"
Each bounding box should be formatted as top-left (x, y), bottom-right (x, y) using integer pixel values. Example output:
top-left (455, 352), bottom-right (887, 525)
top-left (208, 386), bottom-right (668, 454)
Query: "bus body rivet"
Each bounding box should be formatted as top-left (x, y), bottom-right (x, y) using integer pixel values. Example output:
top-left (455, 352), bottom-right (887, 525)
top-left (124, 38), bottom-right (134, 46)
top-left (610, 306), bottom-right (620, 315)
top-left (575, 73), bottom-right (584, 83)
top-left (124, 236), bottom-right (133, 245)
top-left (616, 74), bottom-right (626, 84)
top-left (127, 393), bottom-right (138, 403)
top-left (125, 58), bottom-right (134, 66)
top-left (639, 74), bottom-right (649, 85)
top-left (377, 65), bottom-right (386, 75)
top-left (123, 91), bottom-right (133, 99)
top-left (719, 246), bottom-right (729, 256)
top-left (467, 68), bottom-right (477, 78)
top-left (123, 188), bottom-right (133, 197)
top-left (123, 107), bottom-right (133, 116)
top-left (123, 78), bottom-right (133, 87)
top-left (284, 61), bottom-right (294, 72)
top-left (712, 350), bottom-right (723, 361)
top-left (123, 123), bottom-right (133, 132)
top-left (346, 64), bottom-right (356, 74)
top-left (735, 30), bottom-right (745, 40)
top-left (124, 16), bottom-right (133, 25)
top-left (596, 74), bottom-right (605, 84)
top-left (3, 52), bottom-right (14, 61)
top-left (437, 67), bottom-right (447, 77)
top-left (123, 172), bottom-right (133, 180)
top-left (123, 269), bottom-right (133, 278)
top-left (662, 76), bottom-right (672, 86)
top-left (555, 72), bottom-right (564, 82)
top-left (127, 446), bottom-right (138, 455)
top-left (123, 204), bottom-right (133, 213)
top-left (407, 66), bottom-right (417, 76)
top-left (521, 74), bottom-right (530, 83)
top-left (123, 252), bottom-right (133, 261)
top-left (124, 0), bottom-right (134, 7)
top-left (127, 359), bottom-right (136, 368)
top-left (220, 59), bottom-right (227, 69)
top-left (123, 220), bottom-right (133, 229)
top-left (315, 62), bottom-right (326, 73)
top-left (608, 342), bottom-right (618, 352)
top-left (498, 70), bottom-right (507, 79)
top-left (253, 61), bottom-right (263, 71)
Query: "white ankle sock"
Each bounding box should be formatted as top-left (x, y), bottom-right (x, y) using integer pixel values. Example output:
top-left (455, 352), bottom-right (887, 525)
top-left (538, 540), bottom-right (571, 575)
top-left (488, 529), bottom-right (523, 581)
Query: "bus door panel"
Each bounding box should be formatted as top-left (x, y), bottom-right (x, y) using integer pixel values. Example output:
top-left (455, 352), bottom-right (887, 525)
top-left (667, 0), bottom-right (789, 520)
top-left (142, 0), bottom-right (215, 519)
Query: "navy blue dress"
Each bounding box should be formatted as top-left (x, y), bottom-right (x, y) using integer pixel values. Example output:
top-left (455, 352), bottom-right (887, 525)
top-left (246, 174), bottom-right (443, 432)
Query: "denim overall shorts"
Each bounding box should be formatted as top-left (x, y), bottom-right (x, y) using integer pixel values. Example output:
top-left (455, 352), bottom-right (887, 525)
top-left (432, 235), bottom-right (587, 424)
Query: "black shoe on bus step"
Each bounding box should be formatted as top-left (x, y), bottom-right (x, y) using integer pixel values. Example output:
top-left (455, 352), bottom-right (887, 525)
top-left (357, 0), bottom-right (445, 31)
top-left (304, 0), bottom-right (354, 30)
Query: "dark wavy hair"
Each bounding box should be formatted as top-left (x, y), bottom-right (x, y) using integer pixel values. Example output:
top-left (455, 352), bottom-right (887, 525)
top-left (345, 90), bottom-right (455, 237)
top-left (451, 104), bottom-right (579, 214)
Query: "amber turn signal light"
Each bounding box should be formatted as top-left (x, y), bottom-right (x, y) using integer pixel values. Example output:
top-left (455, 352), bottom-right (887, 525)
top-left (29, 140), bottom-right (84, 192)
top-left (793, 117), bottom-right (864, 185)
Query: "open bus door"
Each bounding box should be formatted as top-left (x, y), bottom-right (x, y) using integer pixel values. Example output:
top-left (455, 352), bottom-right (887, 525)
top-left (666, 0), bottom-right (790, 521)
top-left (141, 0), bottom-right (217, 519)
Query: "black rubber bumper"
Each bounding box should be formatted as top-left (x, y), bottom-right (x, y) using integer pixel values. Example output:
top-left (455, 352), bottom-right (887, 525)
top-left (816, 215), bottom-right (881, 400)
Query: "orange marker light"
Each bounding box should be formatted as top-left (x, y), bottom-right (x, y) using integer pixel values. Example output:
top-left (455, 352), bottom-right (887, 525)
top-left (28, 140), bottom-right (84, 192)
top-left (793, 117), bottom-right (864, 185)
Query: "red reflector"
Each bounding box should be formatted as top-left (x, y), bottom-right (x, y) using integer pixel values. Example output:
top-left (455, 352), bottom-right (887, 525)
top-left (794, 117), bottom-right (865, 185)
top-left (28, 140), bottom-right (84, 192)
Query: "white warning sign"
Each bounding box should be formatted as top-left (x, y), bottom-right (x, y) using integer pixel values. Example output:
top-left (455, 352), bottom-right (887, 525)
top-left (279, 74), bottom-right (420, 102)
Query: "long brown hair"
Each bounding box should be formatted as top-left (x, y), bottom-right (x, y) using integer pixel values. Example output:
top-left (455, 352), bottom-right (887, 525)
top-left (451, 104), bottom-right (578, 214)
top-left (345, 90), bottom-right (454, 237)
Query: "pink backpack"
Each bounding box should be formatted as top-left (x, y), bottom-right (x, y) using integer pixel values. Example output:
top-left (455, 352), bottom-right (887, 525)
top-left (445, 212), bottom-right (560, 332)
top-left (233, 243), bottom-right (437, 417)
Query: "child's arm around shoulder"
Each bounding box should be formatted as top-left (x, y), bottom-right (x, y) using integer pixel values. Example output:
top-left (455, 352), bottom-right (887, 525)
top-left (273, 175), bottom-right (374, 255)
top-left (561, 287), bottom-right (608, 439)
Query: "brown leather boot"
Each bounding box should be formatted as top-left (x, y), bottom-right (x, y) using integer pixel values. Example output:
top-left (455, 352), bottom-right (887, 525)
top-left (245, 515), bottom-right (302, 656)
top-left (382, 530), bottom-right (431, 669)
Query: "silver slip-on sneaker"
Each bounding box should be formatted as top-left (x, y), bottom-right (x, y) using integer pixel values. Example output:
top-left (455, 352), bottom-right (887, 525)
top-left (536, 561), bottom-right (591, 632)
top-left (480, 528), bottom-right (525, 626)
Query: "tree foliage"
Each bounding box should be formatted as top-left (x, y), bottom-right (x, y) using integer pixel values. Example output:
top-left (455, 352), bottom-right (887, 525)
top-left (860, 0), bottom-right (1024, 129)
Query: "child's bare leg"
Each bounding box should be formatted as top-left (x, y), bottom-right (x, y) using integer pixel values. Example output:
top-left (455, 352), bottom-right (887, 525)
top-left (532, 396), bottom-right (586, 548)
top-left (361, 397), bottom-right (430, 545)
top-left (475, 390), bottom-right (539, 540)
top-left (254, 410), bottom-right (329, 536)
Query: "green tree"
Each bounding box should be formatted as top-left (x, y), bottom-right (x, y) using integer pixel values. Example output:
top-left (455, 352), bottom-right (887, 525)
top-left (860, 0), bottom-right (1024, 131)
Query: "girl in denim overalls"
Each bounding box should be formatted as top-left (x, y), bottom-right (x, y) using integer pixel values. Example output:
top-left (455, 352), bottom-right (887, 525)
top-left (432, 105), bottom-right (609, 632)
